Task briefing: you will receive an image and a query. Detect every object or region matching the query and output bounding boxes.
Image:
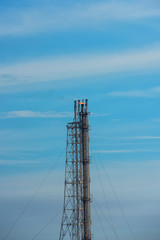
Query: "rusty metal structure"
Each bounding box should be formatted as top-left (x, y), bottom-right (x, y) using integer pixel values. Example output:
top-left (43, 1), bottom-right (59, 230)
top-left (59, 99), bottom-right (92, 240)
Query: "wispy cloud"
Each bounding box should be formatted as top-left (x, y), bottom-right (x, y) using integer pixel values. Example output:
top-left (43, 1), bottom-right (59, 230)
top-left (0, 111), bottom-right (72, 119)
top-left (0, 110), bottom-right (110, 119)
top-left (92, 150), bottom-right (133, 153)
top-left (0, 1), bottom-right (159, 36)
top-left (94, 135), bottom-right (160, 140)
top-left (90, 112), bottom-right (110, 117)
top-left (92, 149), bottom-right (160, 153)
top-left (130, 136), bottom-right (160, 139)
top-left (1, 45), bottom-right (160, 87)
top-left (0, 160), bottom-right (38, 165)
top-left (107, 86), bottom-right (160, 97)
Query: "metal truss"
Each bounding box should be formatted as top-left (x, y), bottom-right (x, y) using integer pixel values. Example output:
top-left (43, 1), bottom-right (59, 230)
top-left (59, 99), bottom-right (91, 240)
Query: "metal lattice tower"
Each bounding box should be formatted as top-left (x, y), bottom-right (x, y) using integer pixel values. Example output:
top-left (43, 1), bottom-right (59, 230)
top-left (59, 99), bottom-right (91, 240)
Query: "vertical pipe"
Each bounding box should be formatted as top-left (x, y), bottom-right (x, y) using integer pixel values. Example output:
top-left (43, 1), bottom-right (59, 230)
top-left (75, 116), bottom-right (79, 240)
top-left (81, 99), bottom-right (91, 240)
top-left (81, 103), bottom-right (84, 113)
top-left (85, 99), bottom-right (88, 111)
top-left (78, 100), bottom-right (80, 115)
top-left (74, 100), bottom-right (77, 121)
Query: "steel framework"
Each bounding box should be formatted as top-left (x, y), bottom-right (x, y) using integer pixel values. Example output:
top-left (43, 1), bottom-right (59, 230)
top-left (59, 99), bottom-right (91, 240)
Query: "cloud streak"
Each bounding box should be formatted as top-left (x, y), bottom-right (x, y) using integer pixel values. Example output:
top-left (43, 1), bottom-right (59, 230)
top-left (107, 86), bottom-right (160, 97)
top-left (0, 110), bottom-right (73, 119)
top-left (0, 1), bottom-right (160, 36)
top-left (94, 136), bottom-right (160, 140)
top-left (0, 111), bottom-right (72, 119)
top-left (0, 160), bottom-right (38, 165)
top-left (130, 136), bottom-right (160, 139)
top-left (90, 112), bottom-right (110, 117)
top-left (1, 45), bottom-right (160, 87)
top-left (0, 110), bottom-right (110, 120)
top-left (92, 149), bottom-right (160, 153)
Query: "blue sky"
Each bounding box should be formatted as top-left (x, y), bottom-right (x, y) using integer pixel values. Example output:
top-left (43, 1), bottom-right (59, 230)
top-left (0, 0), bottom-right (160, 239)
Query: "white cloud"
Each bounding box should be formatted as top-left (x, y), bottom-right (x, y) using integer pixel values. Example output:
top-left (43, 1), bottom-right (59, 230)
top-left (1, 45), bottom-right (160, 86)
top-left (130, 136), bottom-right (160, 139)
top-left (92, 149), bottom-right (160, 153)
top-left (94, 135), bottom-right (160, 141)
top-left (93, 150), bottom-right (133, 153)
top-left (107, 86), bottom-right (160, 97)
top-left (116, 136), bottom-right (160, 140)
top-left (0, 110), bottom-right (72, 119)
top-left (0, 110), bottom-right (110, 119)
top-left (90, 112), bottom-right (110, 117)
top-left (0, 160), bottom-right (38, 165)
top-left (0, 1), bottom-right (160, 36)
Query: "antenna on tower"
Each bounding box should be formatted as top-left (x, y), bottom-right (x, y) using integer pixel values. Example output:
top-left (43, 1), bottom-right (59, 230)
top-left (59, 99), bottom-right (92, 240)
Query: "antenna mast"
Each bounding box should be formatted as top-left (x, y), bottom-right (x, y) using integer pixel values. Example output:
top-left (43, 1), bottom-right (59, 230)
top-left (59, 99), bottom-right (92, 240)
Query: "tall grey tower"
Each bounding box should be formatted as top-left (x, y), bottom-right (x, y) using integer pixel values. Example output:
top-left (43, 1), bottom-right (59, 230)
top-left (59, 99), bottom-right (91, 240)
